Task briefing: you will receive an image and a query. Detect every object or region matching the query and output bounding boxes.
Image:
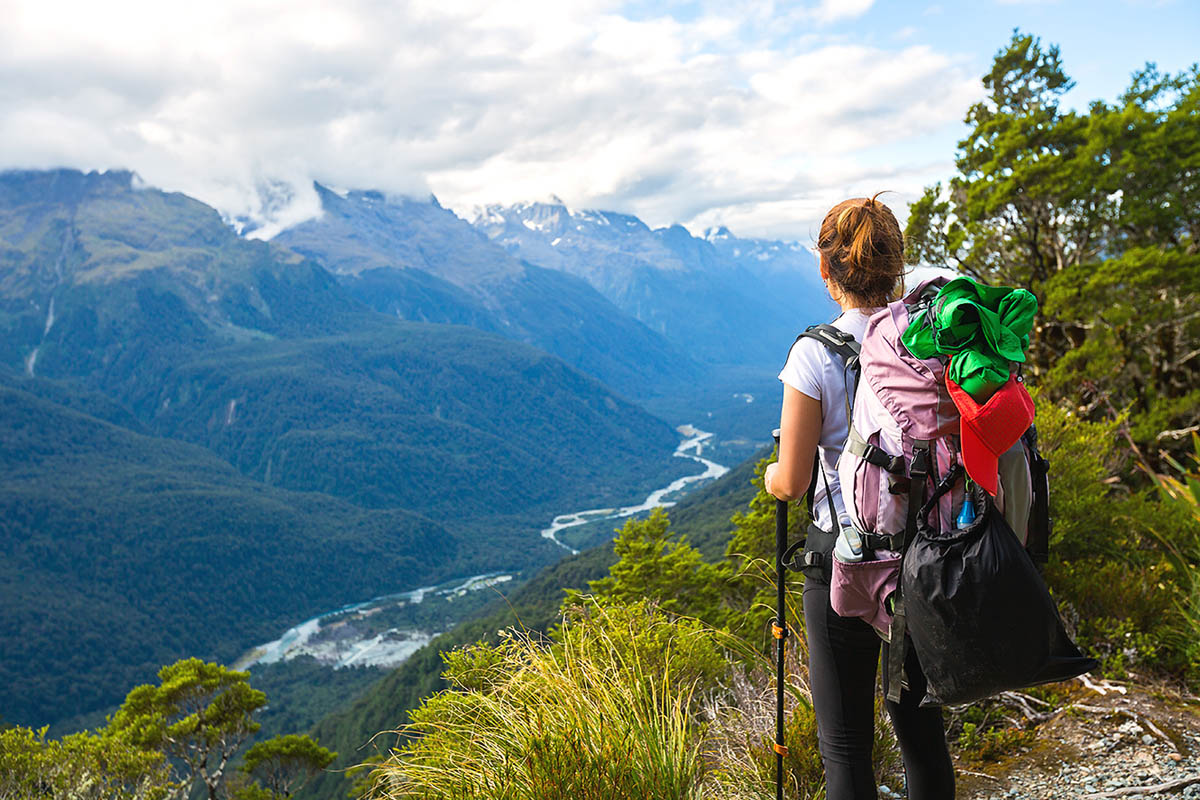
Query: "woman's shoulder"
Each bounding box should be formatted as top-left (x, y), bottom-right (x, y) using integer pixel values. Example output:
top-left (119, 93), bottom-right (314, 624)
top-left (780, 332), bottom-right (837, 398)
top-left (830, 307), bottom-right (879, 339)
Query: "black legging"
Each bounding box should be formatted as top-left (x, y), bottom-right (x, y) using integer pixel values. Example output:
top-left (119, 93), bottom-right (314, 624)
top-left (803, 578), bottom-right (956, 800)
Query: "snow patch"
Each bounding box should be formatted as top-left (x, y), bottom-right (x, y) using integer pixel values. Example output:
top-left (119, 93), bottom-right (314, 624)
top-left (470, 205), bottom-right (506, 226)
top-left (43, 297), bottom-right (56, 336)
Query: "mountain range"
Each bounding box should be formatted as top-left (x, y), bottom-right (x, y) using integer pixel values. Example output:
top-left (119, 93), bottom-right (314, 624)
top-left (274, 184), bottom-right (700, 399)
top-left (0, 167), bottom-right (829, 728)
top-left (472, 198), bottom-right (832, 367)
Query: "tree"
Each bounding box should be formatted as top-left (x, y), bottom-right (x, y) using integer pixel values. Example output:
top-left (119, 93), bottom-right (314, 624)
top-left (238, 734), bottom-right (335, 799)
top-left (107, 658), bottom-right (267, 800)
top-left (905, 31), bottom-right (1199, 448)
top-left (1104, 63), bottom-right (1200, 251)
top-left (1041, 246), bottom-right (1200, 435)
top-left (584, 507), bottom-right (723, 621)
top-left (0, 724), bottom-right (172, 800)
top-left (907, 31), bottom-right (1109, 296)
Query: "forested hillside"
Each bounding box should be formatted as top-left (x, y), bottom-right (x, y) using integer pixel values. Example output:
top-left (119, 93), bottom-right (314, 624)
top-left (0, 378), bottom-right (464, 725)
top-left (0, 169), bottom-right (699, 728)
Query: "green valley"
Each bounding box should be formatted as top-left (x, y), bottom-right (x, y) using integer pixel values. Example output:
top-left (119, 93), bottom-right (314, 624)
top-left (0, 169), bottom-right (711, 729)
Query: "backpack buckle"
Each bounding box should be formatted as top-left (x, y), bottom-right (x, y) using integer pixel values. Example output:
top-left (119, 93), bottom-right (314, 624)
top-left (864, 532), bottom-right (903, 551)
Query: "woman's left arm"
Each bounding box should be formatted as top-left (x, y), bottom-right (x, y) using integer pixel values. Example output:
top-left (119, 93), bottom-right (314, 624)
top-left (764, 384), bottom-right (822, 502)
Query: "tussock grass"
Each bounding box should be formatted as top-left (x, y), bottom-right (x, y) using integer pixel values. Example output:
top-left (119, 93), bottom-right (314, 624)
top-left (364, 601), bottom-right (707, 800)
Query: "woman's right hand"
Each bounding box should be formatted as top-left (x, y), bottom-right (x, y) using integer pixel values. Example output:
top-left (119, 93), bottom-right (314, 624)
top-left (764, 462), bottom-right (781, 499)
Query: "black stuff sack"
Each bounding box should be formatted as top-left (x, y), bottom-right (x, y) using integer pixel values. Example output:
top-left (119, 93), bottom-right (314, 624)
top-left (901, 466), bottom-right (1098, 706)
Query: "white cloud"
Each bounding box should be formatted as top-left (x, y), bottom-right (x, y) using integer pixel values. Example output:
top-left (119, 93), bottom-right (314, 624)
top-left (810, 0), bottom-right (876, 24)
top-left (0, 0), bottom-right (980, 239)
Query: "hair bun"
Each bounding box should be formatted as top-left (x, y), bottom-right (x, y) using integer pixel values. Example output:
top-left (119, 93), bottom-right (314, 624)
top-left (817, 193), bottom-right (904, 307)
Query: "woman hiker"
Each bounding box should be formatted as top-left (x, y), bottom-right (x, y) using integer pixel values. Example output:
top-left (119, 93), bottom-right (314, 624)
top-left (763, 195), bottom-right (956, 800)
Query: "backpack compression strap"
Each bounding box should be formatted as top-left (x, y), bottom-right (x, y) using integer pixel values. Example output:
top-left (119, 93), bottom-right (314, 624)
top-left (885, 439), bottom-right (932, 704)
top-left (1023, 425), bottom-right (1051, 565)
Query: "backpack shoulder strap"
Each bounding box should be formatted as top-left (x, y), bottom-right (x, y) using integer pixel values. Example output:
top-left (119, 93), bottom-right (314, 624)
top-left (796, 323), bottom-right (861, 364)
top-left (782, 322), bottom-right (863, 529)
top-left (792, 322), bottom-right (863, 437)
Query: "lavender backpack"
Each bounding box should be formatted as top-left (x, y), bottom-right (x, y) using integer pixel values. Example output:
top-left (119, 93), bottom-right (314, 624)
top-left (830, 278), bottom-right (1037, 696)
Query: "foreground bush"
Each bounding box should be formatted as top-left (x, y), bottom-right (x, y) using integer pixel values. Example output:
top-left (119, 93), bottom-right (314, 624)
top-left (1034, 399), bottom-right (1200, 681)
top-left (364, 600), bottom-right (712, 799)
top-left (1148, 433), bottom-right (1200, 677)
top-left (0, 726), bottom-right (171, 800)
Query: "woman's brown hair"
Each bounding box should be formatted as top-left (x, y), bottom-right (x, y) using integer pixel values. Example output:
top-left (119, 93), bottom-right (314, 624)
top-left (817, 192), bottom-right (905, 308)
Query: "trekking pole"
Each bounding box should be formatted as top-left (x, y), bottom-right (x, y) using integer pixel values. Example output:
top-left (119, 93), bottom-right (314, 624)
top-left (772, 429), bottom-right (788, 800)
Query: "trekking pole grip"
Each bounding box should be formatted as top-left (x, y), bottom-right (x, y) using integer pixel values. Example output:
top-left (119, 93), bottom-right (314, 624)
top-left (771, 428), bottom-right (788, 800)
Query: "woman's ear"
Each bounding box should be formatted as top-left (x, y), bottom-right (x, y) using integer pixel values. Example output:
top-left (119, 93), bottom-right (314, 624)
top-left (818, 255), bottom-right (829, 282)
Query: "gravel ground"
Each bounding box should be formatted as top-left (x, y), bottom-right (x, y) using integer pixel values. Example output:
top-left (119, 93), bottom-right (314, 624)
top-left (952, 681), bottom-right (1200, 800)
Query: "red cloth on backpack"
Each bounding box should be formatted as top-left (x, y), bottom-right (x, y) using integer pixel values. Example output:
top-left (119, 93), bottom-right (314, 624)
top-left (946, 373), bottom-right (1035, 496)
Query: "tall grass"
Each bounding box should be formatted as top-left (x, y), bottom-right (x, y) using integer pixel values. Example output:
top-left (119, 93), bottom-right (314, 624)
top-left (363, 601), bottom-right (707, 800)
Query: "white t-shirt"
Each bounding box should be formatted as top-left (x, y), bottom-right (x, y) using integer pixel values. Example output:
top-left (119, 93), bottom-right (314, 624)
top-left (777, 308), bottom-right (878, 532)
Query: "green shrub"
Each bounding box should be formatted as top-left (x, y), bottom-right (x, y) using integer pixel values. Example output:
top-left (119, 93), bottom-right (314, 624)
top-left (364, 601), bottom-right (713, 800)
top-left (717, 451), bottom-right (807, 646)
top-left (1035, 397), bottom-right (1200, 681)
top-left (1145, 433), bottom-right (1200, 680)
top-left (0, 725), bottom-right (172, 800)
top-left (581, 508), bottom-right (723, 623)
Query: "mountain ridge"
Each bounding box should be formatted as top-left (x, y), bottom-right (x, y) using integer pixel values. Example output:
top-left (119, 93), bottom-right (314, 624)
top-left (273, 182), bottom-right (701, 398)
top-left (471, 196), bottom-right (834, 366)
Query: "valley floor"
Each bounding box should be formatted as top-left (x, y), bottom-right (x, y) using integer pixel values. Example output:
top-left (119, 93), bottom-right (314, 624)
top-left (954, 680), bottom-right (1200, 800)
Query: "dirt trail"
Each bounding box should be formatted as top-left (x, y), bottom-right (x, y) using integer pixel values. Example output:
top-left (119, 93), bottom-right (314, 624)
top-left (955, 680), bottom-right (1200, 800)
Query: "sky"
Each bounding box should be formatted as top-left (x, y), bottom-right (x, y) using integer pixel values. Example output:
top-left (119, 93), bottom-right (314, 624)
top-left (1, 0), bottom-right (1196, 241)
